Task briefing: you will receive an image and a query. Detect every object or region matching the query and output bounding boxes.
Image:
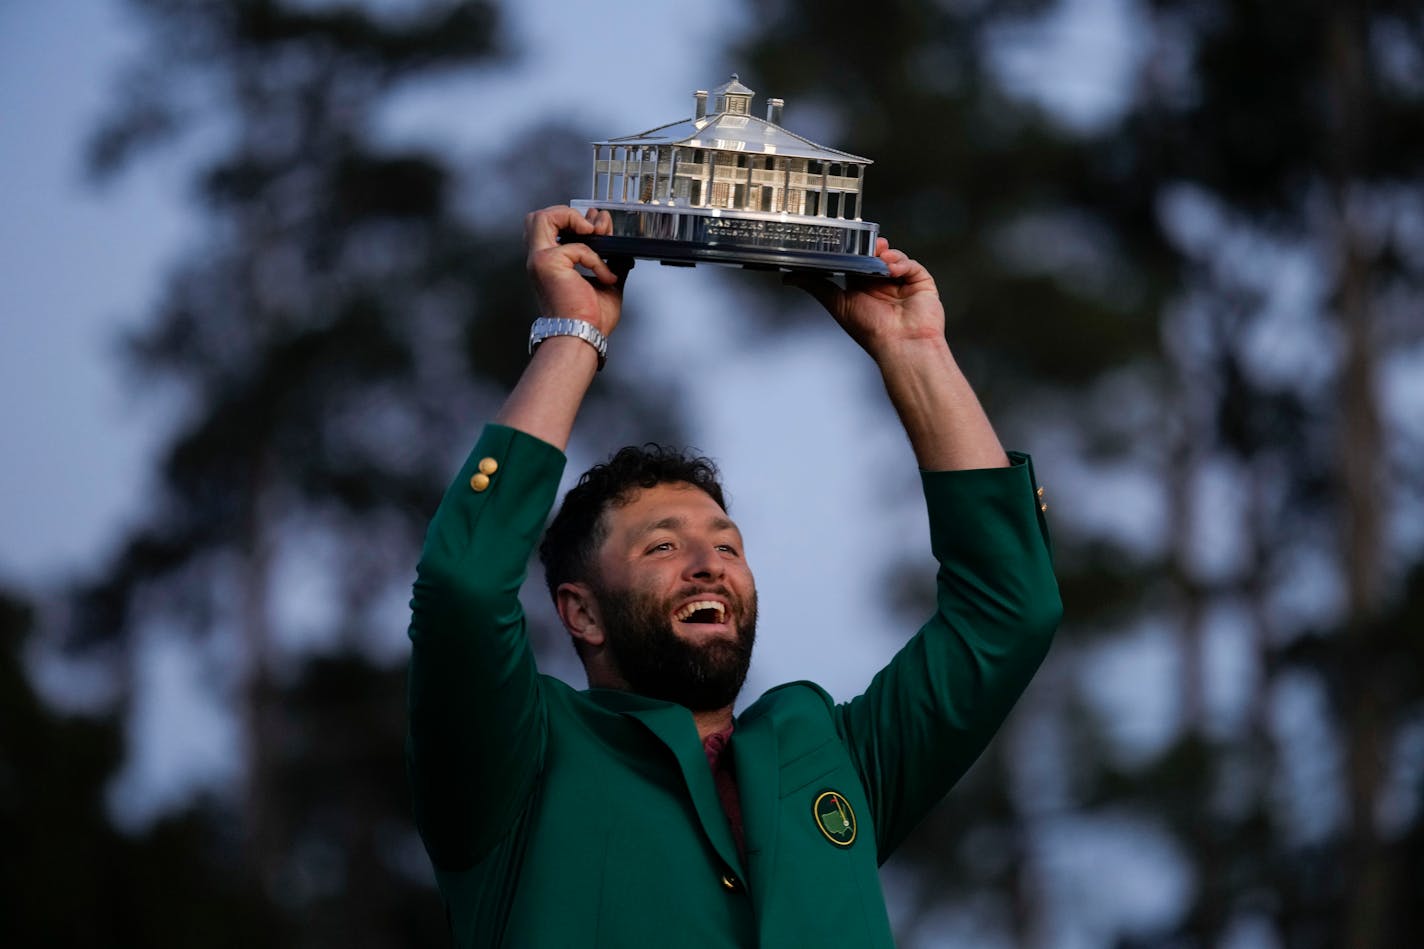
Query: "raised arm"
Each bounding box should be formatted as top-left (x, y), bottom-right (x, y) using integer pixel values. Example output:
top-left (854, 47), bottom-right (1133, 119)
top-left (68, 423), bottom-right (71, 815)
top-left (496, 206), bottom-right (631, 448)
top-left (407, 207), bottom-right (630, 871)
top-left (793, 241), bottom-right (1059, 860)
top-left (790, 239), bottom-right (1007, 472)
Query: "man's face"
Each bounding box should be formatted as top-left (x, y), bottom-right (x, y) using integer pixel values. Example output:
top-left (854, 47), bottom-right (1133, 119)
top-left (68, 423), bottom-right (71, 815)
top-left (590, 482), bottom-right (757, 711)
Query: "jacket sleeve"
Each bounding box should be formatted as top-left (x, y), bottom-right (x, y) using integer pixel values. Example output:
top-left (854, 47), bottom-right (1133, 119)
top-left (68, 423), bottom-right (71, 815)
top-left (834, 451), bottom-right (1062, 863)
top-left (406, 423), bottom-right (567, 871)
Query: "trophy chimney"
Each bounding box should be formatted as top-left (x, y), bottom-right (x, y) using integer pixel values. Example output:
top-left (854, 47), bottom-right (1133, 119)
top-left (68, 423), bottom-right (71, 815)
top-left (766, 97), bottom-right (784, 125)
top-left (694, 90), bottom-right (708, 119)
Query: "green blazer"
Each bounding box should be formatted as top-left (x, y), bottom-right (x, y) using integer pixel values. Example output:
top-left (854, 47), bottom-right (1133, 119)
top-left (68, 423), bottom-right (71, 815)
top-left (407, 425), bottom-right (1060, 947)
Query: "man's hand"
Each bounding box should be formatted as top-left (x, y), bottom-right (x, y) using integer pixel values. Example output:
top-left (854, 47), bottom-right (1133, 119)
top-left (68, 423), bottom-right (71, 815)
top-left (788, 237), bottom-right (1007, 471)
top-left (495, 207), bottom-right (632, 451)
top-left (788, 238), bottom-right (945, 362)
top-left (525, 205), bottom-right (633, 336)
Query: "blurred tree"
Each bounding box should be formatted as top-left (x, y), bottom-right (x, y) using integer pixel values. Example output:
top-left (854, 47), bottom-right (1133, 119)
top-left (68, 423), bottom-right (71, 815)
top-left (1, 588), bottom-right (284, 946)
top-left (56, 0), bottom-right (680, 945)
top-left (727, 0), bottom-right (1424, 946)
top-left (1136, 4), bottom-right (1424, 947)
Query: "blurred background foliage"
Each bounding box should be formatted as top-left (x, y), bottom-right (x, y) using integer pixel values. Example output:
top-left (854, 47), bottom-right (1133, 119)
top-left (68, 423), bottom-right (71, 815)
top-left (3, 0), bottom-right (1422, 946)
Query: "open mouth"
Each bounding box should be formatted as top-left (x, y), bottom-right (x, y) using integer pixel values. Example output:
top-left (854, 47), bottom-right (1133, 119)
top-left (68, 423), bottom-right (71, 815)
top-left (674, 600), bottom-right (727, 625)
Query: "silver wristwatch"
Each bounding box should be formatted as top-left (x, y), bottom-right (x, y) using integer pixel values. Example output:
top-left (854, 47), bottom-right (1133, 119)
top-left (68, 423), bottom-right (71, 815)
top-left (528, 317), bottom-right (608, 370)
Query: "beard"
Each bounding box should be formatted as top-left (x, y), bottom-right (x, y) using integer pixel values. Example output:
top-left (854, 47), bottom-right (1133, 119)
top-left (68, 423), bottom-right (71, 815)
top-left (592, 581), bottom-right (757, 712)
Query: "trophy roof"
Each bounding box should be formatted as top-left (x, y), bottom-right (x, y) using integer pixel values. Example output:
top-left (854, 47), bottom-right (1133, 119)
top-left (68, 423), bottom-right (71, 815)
top-left (712, 74), bottom-right (756, 98)
top-left (596, 113), bottom-right (870, 164)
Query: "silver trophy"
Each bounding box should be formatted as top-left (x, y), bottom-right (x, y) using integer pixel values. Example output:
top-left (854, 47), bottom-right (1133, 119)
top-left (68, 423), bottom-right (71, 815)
top-left (567, 75), bottom-right (888, 277)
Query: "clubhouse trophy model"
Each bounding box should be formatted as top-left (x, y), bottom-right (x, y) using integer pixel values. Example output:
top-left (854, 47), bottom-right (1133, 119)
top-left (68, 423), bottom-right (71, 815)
top-left (568, 75), bottom-right (888, 276)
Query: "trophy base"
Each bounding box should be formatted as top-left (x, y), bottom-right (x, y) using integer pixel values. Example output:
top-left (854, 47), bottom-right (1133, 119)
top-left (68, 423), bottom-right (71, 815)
top-left (564, 234), bottom-right (893, 276)
top-left (567, 202), bottom-right (890, 277)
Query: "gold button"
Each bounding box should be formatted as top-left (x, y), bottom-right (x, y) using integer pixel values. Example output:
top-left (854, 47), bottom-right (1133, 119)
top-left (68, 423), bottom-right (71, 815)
top-left (1036, 486), bottom-right (1045, 498)
top-left (1040, 502), bottom-right (1048, 513)
top-left (470, 472), bottom-right (491, 492)
top-left (720, 872), bottom-right (739, 892)
top-left (478, 457), bottom-right (499, 476)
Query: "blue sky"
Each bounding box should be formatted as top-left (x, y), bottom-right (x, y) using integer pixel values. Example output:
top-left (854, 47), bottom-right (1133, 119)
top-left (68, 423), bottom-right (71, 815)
top-left (1, 1), bottom-right (188, 585)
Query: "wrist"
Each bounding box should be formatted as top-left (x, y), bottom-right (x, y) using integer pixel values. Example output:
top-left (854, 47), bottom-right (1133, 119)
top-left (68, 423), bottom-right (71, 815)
top-left (529, 317), bottom-right (608, 370)
top-left (866, 331), bottom-right (952, 367)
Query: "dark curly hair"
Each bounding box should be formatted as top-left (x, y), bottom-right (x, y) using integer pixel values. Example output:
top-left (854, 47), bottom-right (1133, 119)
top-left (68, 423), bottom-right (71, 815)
top-left (539, 445), bottom-right (727, 601)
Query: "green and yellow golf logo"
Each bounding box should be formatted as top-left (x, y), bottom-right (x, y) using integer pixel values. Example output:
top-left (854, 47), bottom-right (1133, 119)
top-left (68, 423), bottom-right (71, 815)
top-left (812, 789), bottom-right (857, 847)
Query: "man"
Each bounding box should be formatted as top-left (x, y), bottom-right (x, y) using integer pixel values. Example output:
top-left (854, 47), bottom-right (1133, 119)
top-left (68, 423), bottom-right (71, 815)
top-left (407, 206), bottom-right (1061, 947)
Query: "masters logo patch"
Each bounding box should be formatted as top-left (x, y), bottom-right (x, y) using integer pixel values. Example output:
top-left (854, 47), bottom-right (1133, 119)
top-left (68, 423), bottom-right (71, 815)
top-left (812, 789), bottom-right (857, 848)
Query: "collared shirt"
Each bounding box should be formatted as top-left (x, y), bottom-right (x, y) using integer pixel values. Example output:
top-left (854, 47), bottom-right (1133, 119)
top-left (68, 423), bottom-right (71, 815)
top-left (702, 724), bottom-right (745, 860)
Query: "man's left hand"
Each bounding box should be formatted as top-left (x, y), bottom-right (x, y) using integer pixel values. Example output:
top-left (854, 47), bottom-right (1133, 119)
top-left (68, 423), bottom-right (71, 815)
top-left (787, 238), bottom-right (946, 361)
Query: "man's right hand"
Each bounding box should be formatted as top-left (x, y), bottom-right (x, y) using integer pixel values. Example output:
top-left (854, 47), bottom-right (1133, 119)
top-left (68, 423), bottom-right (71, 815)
top-left (525, 206), bottom-right (632, 337)
top-left (496, 207), bottom-right (632, 450)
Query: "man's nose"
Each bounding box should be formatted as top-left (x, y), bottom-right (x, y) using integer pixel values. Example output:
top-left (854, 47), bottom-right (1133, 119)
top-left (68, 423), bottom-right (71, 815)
top-left (683, 541), bottom-right (725, 580)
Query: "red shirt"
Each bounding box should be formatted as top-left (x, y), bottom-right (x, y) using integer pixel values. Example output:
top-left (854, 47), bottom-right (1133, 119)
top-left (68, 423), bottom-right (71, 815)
top-left (701, 724), bottom-right (745, 860)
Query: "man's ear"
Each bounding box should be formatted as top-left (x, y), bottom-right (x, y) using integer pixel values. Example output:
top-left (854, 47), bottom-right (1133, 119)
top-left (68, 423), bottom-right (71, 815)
top-left (556, 581), bottom-right (605, 649)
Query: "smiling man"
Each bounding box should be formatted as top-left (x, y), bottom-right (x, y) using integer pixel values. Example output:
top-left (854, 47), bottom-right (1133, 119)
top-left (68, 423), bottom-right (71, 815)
top-left (543, 463), bottom-right (758, 721)
top-left (406, 206), bottom-right (1062, 948)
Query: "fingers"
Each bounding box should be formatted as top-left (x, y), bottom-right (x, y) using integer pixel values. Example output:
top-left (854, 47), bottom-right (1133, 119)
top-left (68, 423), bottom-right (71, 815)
top-left (525, 205), bottom-right (607, 251)
top-left (873, 240), bottom-right (935, 289)
top-left (530, 239), bottom-right (619, 286)
top-left (525, 206), bottom-right (622, 278)
top-left (874, 238), bottom-right (914, 278)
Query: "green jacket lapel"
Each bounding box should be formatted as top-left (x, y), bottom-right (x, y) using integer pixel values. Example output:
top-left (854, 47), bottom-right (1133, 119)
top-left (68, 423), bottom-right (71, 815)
top-left (597, 695), bottom-right (747, 880)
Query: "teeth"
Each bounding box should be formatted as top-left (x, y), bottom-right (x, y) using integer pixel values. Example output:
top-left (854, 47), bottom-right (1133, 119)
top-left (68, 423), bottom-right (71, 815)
top-left (675, 600), bottom-right (726, 622)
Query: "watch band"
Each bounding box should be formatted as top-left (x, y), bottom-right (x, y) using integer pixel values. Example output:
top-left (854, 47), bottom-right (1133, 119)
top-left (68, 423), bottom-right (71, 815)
top-left (528, 317), bottom-right (608, 370)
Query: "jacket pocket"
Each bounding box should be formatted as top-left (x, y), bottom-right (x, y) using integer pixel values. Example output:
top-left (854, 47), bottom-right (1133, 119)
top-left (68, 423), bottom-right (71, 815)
top-left (778, 738), bottom-right (847, 796)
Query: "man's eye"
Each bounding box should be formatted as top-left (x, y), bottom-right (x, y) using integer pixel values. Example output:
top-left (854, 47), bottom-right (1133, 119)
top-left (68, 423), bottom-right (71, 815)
top-left (647, 542), bottom-right (674, 554)
top-left (716, 544), bottom-right (739, 555)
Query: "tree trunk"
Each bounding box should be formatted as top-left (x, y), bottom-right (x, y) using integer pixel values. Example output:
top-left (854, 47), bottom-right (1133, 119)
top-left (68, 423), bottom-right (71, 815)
top-left (240, 448), bottom-right (283, 896)
top-left (1325, 9), bottom-right (1392, 949)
